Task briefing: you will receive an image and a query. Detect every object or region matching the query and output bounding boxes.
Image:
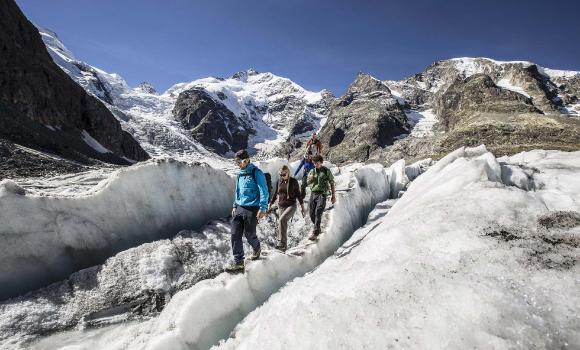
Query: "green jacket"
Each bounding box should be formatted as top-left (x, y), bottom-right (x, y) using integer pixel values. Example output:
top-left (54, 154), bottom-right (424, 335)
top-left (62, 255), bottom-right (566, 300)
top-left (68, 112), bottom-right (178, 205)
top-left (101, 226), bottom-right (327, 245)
top-left (307, 166), bottom-right (334, 194)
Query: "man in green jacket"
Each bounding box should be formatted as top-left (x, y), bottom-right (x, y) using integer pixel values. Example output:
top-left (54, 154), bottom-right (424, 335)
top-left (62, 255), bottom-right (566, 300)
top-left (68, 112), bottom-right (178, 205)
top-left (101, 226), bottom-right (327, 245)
top-left (307, 154), bottom-right (336, 240)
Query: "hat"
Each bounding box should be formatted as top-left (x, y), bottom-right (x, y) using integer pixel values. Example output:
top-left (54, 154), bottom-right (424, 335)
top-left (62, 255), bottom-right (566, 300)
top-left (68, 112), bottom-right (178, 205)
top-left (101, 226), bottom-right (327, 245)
top-left (234, 149), bottom-right (250, 160)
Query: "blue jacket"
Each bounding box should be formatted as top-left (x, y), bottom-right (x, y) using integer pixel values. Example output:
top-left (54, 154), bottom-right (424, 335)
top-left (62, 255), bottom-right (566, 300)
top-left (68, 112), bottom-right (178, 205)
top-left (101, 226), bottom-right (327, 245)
top-left (294, 159), bottom-right (314, 178)
top-left (234, 163), bottom-right (269, 211)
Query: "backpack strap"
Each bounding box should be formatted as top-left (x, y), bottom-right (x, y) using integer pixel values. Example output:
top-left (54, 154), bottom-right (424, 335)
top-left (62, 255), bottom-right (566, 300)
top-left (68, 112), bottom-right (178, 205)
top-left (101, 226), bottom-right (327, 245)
top-left (251, 167), bottom-right (257, 185)
top-left (290, 177), bottom-right (298, 198)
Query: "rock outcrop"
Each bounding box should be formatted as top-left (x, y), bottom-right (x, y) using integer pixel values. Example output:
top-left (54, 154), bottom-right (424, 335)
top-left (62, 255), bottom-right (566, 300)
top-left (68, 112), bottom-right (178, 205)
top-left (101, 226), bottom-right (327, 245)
top-left (435, 74), bottom-right (540, 130)
top-left (173, 89), bottom-right (252, 155)
top-left (316, 73), bottom-right (410, 164)
top-left (432, 74), bottom-right (580, 157)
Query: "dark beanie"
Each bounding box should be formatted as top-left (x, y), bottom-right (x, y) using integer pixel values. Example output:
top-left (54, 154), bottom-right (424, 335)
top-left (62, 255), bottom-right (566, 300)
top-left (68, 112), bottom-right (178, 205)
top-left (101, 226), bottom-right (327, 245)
top-left (234, 149), bottom-right (250, 160)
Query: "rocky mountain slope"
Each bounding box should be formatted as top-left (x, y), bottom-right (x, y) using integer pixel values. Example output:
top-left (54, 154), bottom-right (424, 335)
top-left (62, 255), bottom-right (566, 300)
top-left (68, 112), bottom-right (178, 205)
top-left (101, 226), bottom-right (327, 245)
top-left (316, 57), bottom-right (580, 165)
top-left (0, 0), bottom-right (149, 179)
top-left (316, 73), bottom-right (410, 164)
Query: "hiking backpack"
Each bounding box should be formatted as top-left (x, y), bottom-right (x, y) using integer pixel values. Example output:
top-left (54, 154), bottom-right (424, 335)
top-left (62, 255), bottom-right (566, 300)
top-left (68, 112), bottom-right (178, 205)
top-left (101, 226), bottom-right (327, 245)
top-left (236, 168), bottom-right (272, 203)
top-left (263, 172), bottom-right (273, 201)
top-left (239, 167), bottom-right (273, 202)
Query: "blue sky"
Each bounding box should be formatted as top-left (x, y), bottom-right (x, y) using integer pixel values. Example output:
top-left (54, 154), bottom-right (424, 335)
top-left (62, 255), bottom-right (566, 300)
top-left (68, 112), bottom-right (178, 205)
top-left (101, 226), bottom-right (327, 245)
top-left (16, 0), bottom-right (580, 95)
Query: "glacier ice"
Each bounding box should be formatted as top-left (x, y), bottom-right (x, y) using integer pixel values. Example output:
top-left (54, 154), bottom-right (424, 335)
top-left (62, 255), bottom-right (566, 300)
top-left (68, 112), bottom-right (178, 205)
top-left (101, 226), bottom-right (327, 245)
top-left (26, 160), bottom-right (401, 350)
top-left (0, 160), bottom-right (235, 299)
top-left (3, 147), bottom-right (579, 349)
top-left (215, 146), bottom-right (580, 349)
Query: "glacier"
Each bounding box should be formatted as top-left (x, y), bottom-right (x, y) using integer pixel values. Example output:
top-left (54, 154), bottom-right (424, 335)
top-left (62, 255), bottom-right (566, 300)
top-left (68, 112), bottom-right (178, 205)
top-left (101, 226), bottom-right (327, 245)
top-left (9, 157), bottom-right (411, 350)
top-left (215, 146), bottom-right (580, 349)
top-left (0, 160), bottom-right (235, 300)
top-left (0, 146), bottom-right (578, 349)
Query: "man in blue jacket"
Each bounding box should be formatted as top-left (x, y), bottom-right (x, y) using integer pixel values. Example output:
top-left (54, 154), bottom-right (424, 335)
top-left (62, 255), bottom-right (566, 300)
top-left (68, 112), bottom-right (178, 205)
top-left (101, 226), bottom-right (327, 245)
top-left (225, 149), bottom-right (269, 273)
top-left (294, 152), bottom-right (315, 200)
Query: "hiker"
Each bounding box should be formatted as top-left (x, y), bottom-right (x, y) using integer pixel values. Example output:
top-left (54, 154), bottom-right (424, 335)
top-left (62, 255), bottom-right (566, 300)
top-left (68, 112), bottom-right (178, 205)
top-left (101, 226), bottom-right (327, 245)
top-left (305, 132), bottom-right (322, 156)
top-left (225, 149), bottom-right (269, 273)
top-left (307, 154), bottom-right (336, 241)
top-left (293, 152), bottom-right (315, 200)
top-left (268, 165), bottom-right (305, 251)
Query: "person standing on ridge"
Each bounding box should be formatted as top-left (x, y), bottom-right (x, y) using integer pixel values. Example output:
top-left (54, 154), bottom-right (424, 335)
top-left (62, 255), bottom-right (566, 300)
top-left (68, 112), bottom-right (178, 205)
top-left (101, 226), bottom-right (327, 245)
top-left (225, 149), bottom-right (269, 273)
top-left (268, 165), bottom-right (305, 251)
top-left (305, 132), bottom-right (322, 156)
top-left (307, 154), bottom-right (336, 241)
top-left (294, 152), bottom-right (315, 200)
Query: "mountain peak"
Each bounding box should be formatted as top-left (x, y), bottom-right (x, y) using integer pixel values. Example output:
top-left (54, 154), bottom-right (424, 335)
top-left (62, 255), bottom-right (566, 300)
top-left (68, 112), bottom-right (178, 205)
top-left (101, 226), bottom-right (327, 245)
top-left (135, 82), bottom-right (157, 94)
top-left (347, 72), bottom-right (390, 95)
top-left (35, 25), bottom-right (76, 61)
top-left (231, 68), bottom-right (260, 81)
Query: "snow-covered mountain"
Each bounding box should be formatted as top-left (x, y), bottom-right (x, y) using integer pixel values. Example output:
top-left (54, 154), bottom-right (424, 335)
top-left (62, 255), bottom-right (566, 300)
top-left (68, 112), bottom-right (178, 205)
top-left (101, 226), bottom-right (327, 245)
top-left (318, 57), bottom-right (580, 165)
top-left (37, 26), bottom-right (216, 163)
top-left (39, 24), bottom-right (580, 166)
top-left (38, 27), bottom-right (334, 159)
top-left (384, 57), bottom-right (580, 115)
top-left (169, 69), bottom-right (334, 156)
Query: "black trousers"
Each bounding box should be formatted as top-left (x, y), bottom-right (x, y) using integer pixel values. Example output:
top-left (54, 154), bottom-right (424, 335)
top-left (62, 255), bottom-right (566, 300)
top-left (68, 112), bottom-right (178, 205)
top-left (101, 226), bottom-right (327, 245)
top-left (309, 193), bottom-right (327, 235)
top-left (231, 206), bottom-right (261, 264)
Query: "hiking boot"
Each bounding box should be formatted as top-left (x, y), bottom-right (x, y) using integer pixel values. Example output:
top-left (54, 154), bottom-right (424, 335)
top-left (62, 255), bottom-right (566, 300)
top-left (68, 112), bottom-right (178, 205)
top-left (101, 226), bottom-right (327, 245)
top-left (250, 246), bottom-right (261, 260)
top-left (275, 243), bottom-right (287, 252)
top-left (308, 233), bottom-right (319, 241)
top-left (224, 262), bottom-right (244, 273)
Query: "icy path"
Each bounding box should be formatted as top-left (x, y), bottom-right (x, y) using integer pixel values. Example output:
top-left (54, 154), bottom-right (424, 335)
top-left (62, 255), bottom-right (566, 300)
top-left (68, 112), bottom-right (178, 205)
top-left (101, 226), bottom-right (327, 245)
top-left (215, 146), bottom-right (580, 349)
top-left (144, 164), bottom-right (392, 350)
top-left (29, 161), bottom-right (412, 350)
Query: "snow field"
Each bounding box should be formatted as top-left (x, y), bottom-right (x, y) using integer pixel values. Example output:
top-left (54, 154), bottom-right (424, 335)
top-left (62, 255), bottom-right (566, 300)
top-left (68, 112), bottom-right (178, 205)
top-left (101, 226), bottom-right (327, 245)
top-left (496, 78), bottom-right (531, 98)
top-left (405, 109), bottom-right (438, 137)
top-left (0, 159), bottom-right (235, 300)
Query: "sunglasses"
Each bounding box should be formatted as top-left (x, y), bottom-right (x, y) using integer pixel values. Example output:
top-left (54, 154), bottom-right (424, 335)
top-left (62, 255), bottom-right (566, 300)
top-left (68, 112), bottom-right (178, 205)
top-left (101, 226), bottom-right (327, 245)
top-left (279, 173), bottom-right (288, 177)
